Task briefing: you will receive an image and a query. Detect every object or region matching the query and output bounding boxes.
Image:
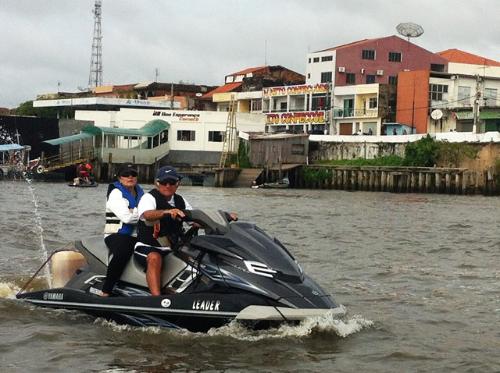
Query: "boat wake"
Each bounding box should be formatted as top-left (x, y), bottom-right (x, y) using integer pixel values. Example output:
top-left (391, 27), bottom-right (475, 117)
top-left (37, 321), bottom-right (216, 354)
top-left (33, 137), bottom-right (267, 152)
top-left (95, 305), bottom-right (373, 340)
top-left (0, 282), bottom-right (20, 299)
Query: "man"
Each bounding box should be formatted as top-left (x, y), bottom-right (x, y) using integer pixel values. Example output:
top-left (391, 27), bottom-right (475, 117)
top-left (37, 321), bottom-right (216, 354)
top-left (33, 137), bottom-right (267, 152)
top-left (134, 166), bottom-right (192, 296)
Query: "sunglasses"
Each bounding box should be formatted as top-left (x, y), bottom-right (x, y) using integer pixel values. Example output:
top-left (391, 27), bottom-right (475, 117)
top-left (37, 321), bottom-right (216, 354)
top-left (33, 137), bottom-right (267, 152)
top-left (158, 179), bottom-right (178, 186)
top-left (120, 171), bottom-right (138, 177)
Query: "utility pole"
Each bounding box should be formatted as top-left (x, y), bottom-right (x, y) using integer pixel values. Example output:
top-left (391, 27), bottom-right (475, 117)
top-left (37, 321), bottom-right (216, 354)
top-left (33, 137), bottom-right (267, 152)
top-left (472, 74), bottom-right (482, 134)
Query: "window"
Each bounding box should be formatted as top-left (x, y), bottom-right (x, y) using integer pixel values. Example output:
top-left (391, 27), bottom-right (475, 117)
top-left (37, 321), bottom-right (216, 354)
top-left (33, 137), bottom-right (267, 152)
top-left (429, 84), bottom-right (448, 101)
top-left (160, 130), bottom-right (168, 144)
top-left (307, 73), bottom-right (310, 79)
top-left (177, 130), bottom-right (195, 141)
top-left (321, 55), bottom-right (333, 62)
top-left (388, 76), bottom-right (398, 85)
top-left (369, 97), bottom-right (378, 109)
top-left (313, 57), bottom-right (320, 63)
top-left (430, 64), bottom-right (445, 72)
top-left (311, 94), bottom-right (329, 110)
top-left (291, 144), bottom-right (305, 155)
top-left (362, 49), bottom-right (375, 60)
top-left (458, 86), bottom-right (471, 106)
top-left (320, 71), bottom-right (332, 83)
top-left (484, 88), bottom-right (497, 106)
top-left (308, 58), bottom-right (311, 63)
top-left (388, 52), bottom-right (402, 62)
top-left (280, 102), bottom-right (287, 111)
top-left (346, 73), bottom-right (355, 84)
top-left (366, 75), bottom-right (376, 84)
top-left (208, 131), bottom-right (224, 142)
top-left (251, 99), bottom-right (262, 111)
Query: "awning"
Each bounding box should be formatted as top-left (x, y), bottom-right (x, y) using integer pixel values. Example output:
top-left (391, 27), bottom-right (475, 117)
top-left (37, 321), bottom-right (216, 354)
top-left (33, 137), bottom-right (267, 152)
top-left (480, 110), bottom-right (500, 120)
top-left (82, 119), bottom-right (169, 137)
top-left (454, 111), bottom-right (473, 120)
top-left (0, 144), bottom-right (24, 152)
top-left (43, 132), bottom-right (94, 146)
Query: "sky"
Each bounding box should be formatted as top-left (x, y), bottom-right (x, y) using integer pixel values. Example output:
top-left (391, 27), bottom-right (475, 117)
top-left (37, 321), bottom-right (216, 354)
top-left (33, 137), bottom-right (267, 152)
top-left (0, 0), bottom-right (499, 108)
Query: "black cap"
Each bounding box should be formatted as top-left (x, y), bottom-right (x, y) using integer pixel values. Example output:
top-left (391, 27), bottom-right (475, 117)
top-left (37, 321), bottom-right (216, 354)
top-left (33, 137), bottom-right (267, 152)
top-left (117, 163), bottom-right (138, 177)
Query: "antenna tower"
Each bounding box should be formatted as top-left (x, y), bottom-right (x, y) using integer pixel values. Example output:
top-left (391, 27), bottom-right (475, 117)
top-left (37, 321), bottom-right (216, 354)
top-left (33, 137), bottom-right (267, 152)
top-left (88, 0), bottom-right (103, 88)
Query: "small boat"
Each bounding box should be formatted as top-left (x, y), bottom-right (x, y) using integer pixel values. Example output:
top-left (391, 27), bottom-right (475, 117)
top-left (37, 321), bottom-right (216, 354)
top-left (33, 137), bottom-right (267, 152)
top-left (16, 210), bottom-right (341, 332)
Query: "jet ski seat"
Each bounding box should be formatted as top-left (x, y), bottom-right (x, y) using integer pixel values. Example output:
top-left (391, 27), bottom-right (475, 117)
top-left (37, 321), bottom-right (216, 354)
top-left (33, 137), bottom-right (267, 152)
top-left (80, 236), bottom-right (188, 290)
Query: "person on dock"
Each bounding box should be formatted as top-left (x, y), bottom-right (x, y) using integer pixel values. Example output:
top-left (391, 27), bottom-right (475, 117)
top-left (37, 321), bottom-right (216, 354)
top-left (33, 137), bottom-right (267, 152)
top-left (101, 163), bottom-right (144, 297)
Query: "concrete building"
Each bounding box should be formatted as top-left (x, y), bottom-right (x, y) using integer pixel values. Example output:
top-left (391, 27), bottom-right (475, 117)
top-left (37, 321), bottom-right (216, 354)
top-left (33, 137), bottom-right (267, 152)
top-left (397, 50), bottom-right (500, 133)
top-left (291, 35), bottom-right (449, 135)
top-left (202, 65), bottom-right (305, 112)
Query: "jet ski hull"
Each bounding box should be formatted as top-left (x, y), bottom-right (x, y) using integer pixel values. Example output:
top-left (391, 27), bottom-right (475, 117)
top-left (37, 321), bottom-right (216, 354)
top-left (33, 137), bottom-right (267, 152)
top-left (17, 288), bottom-right (339, 331)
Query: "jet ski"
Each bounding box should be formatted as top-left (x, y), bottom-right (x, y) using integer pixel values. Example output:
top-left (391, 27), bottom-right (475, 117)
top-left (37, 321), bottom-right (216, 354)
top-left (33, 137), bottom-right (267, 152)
top-left (16, 210), bottom-right (341, 332)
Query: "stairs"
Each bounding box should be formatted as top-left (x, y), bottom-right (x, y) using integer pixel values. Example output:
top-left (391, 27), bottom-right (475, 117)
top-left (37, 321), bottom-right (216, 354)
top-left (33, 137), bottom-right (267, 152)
top-left (233, 168), bottom-right (263, 188)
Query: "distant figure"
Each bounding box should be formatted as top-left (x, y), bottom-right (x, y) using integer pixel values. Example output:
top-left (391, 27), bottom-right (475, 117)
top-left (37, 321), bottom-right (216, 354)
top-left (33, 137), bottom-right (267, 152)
top-left (403, 129), bottom-right (408, 135)
top-left (357, 129), bottom-right (363, 136)
top-left (368, 128), bottom-right (373, 135)
top-left (393, 128), bottom-right (397, 135)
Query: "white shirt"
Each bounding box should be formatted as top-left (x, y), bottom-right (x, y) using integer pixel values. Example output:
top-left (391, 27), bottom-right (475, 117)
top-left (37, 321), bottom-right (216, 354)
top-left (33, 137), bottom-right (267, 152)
top-left (135, 192), bottom-right (192, 251)
top-left (104, 188), bottom-right (140, 236)
top-left (138, 193), bottom-right (192, 221)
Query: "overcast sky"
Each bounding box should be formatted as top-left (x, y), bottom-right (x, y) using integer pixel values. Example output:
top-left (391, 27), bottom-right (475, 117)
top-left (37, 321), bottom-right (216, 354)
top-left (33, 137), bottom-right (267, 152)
top-left (1, 0), bottom-right (498, 108)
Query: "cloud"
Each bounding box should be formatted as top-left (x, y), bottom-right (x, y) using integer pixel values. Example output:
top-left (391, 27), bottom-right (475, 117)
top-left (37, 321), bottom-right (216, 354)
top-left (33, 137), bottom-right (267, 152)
top-left (0, 0), bottom-right (498, 108)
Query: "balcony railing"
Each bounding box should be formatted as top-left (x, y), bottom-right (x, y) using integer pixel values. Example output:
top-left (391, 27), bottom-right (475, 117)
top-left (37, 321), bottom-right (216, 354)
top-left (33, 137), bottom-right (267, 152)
top-left (333, 108), bottom-right (379, 118)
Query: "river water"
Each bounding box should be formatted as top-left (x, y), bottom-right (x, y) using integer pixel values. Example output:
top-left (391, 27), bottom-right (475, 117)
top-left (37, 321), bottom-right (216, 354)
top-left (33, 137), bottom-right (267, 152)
top-left (0, 180), bottom-right (498, 372)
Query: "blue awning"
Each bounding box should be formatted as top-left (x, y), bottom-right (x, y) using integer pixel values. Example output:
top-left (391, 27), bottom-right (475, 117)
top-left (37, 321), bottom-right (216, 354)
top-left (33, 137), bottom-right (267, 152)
top-left (0, 144), bottom-right (24, 152)
top-left (43, 132), bottom-right (94, 146)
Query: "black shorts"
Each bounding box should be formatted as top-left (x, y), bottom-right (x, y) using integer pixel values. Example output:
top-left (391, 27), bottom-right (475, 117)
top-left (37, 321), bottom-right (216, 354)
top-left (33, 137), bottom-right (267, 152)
top-left (134, 245), bottom-right (170, 268)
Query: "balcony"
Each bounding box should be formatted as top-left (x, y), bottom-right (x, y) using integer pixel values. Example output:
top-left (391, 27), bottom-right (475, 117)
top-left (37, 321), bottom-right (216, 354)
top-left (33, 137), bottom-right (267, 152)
top-left (333, 108), bottom-right (379, 118)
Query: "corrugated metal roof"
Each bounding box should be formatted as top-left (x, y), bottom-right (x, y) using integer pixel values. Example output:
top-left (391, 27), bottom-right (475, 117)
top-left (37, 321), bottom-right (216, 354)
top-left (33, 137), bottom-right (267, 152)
top-left (0, 144), bottom-right (24, 152)
top-left (83, 119), bottom-right (169, 137)
top-left (231, 66), bottom-right (267, 75)
top-left (201, 82), bottom-right (242, 99)
top-left (437, 49), bottom-right (500, 67)
top-left (43, 132), bottom-right (94, 146)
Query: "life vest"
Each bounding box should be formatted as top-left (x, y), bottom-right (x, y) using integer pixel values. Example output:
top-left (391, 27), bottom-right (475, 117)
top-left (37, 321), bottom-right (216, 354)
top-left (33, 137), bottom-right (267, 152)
top-left (137, 189), bottom-right (186, 249)
top-left (105, 181), bottom-right (144, 235)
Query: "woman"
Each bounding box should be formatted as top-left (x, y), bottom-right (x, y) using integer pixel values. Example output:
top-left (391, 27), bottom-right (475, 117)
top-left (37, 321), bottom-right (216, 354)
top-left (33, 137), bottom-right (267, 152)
top-left (102, 163), bottom-right (144, 296)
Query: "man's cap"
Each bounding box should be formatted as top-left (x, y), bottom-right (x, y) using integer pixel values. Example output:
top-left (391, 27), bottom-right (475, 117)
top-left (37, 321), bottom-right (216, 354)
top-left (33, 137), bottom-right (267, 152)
top-left (117, 163), bottom-right (138, 176)
top-left (156, 165), bottom-right (182, 182)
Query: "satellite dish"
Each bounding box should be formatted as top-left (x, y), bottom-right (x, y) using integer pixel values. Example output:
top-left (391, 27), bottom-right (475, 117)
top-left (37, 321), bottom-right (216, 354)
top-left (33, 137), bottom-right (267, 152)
top-left (431, 109), bottom-right (443, 120)
top-left (396, 22), bottom-right (424, 39)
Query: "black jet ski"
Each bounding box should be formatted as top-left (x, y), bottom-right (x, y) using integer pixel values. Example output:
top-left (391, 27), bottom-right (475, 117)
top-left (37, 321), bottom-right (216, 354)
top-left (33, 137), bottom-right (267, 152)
top-left (16, 210), bottom-right (341, 332)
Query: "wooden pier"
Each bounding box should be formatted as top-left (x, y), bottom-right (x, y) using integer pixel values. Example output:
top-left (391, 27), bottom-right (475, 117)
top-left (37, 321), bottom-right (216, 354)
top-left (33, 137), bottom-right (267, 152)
top-left (296, 165), bottom-right (499, 195)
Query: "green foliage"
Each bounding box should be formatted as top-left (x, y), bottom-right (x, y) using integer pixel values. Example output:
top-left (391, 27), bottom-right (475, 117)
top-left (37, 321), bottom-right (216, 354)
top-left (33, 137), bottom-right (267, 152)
top-left (303, 167), bottom-right (331, 183)
top-left (317, 155), bottom-right (404, 167)
top-left (436, 142), bottom-right (478, 167)
top-left (238, 141), bottom-right (251, 168)
top-left (402, 135), bottom-right (440, 167)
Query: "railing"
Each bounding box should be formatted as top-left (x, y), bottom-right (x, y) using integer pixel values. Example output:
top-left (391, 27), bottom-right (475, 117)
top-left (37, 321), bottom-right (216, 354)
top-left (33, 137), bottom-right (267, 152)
top-left (333, 108), bottom-right (378, 118)
top-left (42, 147), bottom-right (96, 172)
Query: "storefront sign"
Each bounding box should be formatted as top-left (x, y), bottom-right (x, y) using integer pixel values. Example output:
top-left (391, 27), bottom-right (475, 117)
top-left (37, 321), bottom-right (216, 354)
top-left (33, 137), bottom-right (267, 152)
top-left (153, 111), bottom-right (200, 121)
top-left (266, 111), bottom-right (326, 125)
top-left (263, 83), bottom-right (329, 98)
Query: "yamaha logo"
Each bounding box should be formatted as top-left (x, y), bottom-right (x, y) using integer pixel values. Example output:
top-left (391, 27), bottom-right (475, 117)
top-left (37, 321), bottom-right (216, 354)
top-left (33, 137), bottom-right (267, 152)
top-left (161, 299), bottom-right (171, 308)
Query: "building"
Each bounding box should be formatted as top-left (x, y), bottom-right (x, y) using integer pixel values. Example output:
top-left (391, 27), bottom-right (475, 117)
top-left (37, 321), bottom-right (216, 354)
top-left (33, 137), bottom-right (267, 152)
top-left (397, 50), bottom-right (500, 133)
top-left (304, 35), bottom-right (449, 135)
top-left (202, 65), bottom-right (305, 112)
top-left (72, 108), bottom-right (265, 166)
